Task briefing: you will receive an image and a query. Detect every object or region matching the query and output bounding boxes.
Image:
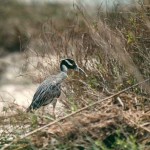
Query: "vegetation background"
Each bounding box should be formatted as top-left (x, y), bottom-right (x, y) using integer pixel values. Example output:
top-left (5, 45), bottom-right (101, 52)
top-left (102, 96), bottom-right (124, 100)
top-left (0, 0), bottom-right (149, 149)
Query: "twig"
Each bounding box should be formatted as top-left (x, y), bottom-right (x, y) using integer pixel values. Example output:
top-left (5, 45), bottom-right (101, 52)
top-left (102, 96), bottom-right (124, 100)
top-left (1, 78), bottom-right (150, 150)
top-left (116, 96), bottom-right (124, 108)
top-left (123, 116), bottom-right (150, 133)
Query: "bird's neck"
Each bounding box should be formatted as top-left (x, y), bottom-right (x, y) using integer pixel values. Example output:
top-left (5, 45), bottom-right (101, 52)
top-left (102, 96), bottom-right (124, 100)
top-left (57, 72), bottom-right (68, 82)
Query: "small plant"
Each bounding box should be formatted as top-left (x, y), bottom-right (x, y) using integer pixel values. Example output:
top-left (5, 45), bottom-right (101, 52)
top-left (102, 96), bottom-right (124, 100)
top-left (113, 135), bottom-right (141, 150)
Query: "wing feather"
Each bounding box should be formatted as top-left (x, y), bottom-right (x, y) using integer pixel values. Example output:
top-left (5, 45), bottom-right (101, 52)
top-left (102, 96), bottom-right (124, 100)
top-left (29, 80), bottom-right (61, 110)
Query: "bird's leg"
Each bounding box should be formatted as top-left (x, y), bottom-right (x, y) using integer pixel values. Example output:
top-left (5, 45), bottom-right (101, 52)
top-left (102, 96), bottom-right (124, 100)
top-left (52, 99), bottom-right (57, 119)
top-left (41, 107), bottom-right (45, 123)
top-left (36, 107), bottom-right (45, 126)
top-left (42, 107), bottom-right (45, 115)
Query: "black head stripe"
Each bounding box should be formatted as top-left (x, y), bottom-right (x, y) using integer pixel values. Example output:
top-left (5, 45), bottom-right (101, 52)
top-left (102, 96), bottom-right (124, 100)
top-left (60, 58), bottom-right (77, 70)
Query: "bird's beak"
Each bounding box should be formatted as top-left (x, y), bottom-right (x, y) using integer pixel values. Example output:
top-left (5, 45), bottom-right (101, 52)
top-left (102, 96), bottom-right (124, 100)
top-left (75, 67), bottom-right (88, 77)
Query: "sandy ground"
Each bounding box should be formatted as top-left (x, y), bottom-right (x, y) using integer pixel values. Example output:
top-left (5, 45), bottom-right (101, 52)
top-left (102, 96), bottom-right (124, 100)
top-left (0, 53), bottom-right (64, 116)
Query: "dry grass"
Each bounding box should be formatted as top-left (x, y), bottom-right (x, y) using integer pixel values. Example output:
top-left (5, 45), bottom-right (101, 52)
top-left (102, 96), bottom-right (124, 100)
top-left (0, 0), bottom-right (150, 150)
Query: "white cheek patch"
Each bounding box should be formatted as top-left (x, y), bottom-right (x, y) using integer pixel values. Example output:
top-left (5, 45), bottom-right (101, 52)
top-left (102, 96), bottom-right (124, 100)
top-left (65, 60), bottom-right (73, 66)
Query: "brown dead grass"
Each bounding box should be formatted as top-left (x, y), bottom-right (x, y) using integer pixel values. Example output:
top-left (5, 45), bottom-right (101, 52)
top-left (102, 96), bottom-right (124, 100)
top-left (0, 1), bottom-right (150, 150)
top-left (30, 96), bottom-right (150, 149)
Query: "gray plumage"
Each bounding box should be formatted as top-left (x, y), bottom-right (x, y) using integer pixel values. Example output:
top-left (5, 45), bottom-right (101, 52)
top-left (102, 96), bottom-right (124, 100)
top-left (26, 72), bottom-right (67, 112)
top-left (26, 58), bottom-right (86, 115)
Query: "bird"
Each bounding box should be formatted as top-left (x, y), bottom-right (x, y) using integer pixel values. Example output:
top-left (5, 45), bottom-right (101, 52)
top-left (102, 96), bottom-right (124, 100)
top-left (26, 58), bottom-right (87, 117)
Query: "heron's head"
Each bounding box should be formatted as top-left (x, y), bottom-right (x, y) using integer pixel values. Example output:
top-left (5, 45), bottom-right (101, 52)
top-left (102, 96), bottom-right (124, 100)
top-left (60, 58), bottom-right (87, 76)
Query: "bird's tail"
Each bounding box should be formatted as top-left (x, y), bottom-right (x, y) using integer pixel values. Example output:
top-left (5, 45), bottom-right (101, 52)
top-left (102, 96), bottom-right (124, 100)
top-left (26, 106), bottom-right (33, 113)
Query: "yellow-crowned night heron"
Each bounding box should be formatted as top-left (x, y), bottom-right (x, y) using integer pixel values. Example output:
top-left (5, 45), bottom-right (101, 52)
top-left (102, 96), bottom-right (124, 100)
top-left (26, 58), bottom-right (86, 117)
